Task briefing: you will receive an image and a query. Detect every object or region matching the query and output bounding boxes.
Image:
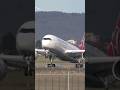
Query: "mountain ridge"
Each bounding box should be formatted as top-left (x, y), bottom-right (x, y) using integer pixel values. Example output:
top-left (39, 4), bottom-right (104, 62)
top-left (35, 11), bottom-right (85, 41)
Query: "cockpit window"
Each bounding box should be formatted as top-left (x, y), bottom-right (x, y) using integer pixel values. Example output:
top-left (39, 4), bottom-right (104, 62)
top-left (43, 38), bottom-right (52, 40)
top-left (20, 29), bottom-right (35, 33)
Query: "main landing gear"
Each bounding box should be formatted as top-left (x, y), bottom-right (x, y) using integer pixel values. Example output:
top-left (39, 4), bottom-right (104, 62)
top-left (76, 53), bottom-right (85, 69)
top-left (47, 53), bottom-right (56, 68)
top-left (24, 55), bottom-right (34, 76)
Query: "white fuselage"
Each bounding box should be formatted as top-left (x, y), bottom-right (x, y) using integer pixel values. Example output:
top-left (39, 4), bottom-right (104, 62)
top-left (42, 35), bottom-right (81, 61)
top-left (16, 21), bottom-right (35, 54)
top-left (16, 33), bottom-right (34, 52)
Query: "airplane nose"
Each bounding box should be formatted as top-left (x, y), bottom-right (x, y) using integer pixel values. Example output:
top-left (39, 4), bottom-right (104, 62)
top-left (42, 40), bottom-right (51, 49)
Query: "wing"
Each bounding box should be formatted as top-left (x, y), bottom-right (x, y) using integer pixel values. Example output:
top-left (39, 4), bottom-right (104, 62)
top-left (64, 49), bottom-right (85, 58)
top-left (86, 56), bottom-right (120, 83)
top-left (86, 56), bottom-right (120, 64)
top-left (35, 49), bottom-right (48, 55)
top-left (0, 54), bottom-right (28, 68)
top-left (65, 50), bottom-right (85, 53)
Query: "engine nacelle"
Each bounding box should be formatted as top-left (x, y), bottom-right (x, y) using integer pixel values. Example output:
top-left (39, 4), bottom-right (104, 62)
top-left (112, 60), bottom-right (120, 80)
top-left (0, 60), bottom-right (7, 80)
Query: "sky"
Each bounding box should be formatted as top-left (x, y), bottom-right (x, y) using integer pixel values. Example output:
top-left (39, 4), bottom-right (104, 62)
top-left (35, 0), bottom-right (85, 13)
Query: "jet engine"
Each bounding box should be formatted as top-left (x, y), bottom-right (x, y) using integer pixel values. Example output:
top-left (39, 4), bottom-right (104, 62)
top-left (112, 59), bottom-right (120, 80)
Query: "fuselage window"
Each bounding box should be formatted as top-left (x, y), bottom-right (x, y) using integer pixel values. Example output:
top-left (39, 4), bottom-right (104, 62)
top-left (20, 28), bottom-right (35, 33)
top-left (43, 38), bottom-right (52, 40)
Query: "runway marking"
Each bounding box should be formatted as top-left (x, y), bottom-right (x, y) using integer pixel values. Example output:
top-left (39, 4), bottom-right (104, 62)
top-left (68, 72), bottom-right (69, 90)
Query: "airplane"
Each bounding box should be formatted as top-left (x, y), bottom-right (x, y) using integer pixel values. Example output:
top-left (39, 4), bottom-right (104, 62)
top-left (38, 34), bottom-right (85, 68)
top-left (0, 21), bottom-right (35, 80)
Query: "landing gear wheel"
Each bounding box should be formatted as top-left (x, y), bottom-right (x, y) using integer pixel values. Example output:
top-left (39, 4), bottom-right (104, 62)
top-left (24, 65), bottom-right (32, 76)
top-left (76, 57), bottom-right (85, 69)
top-left (76, 63), bottom-right (83, 68)
top-left (24, 55), bottom-right (33, 76)
top-left (47, 64), bottom-right (56, 68)
top-left (24, 66), bottom-right (28, 76)
top-left (47, 52), bottom-right (56, 68)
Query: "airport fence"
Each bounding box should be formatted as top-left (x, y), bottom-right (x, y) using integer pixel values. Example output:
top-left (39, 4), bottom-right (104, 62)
top-left (35, 72), bottom-right (85, 90)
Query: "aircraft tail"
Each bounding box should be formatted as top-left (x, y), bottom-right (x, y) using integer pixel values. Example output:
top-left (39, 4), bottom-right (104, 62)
top-left (78, 35), bottom-right (85, 50)
top-left (107, 14), bottom-right (120, 56)
top-left (78, 39), bottom-right (85, 50)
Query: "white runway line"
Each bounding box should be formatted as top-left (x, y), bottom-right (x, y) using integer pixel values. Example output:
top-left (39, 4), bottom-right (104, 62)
top-left (68, 72), bottom-right (69, 90)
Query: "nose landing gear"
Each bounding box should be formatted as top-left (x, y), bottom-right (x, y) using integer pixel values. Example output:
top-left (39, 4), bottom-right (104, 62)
top-left (24, 56), bottom-right (34, 76)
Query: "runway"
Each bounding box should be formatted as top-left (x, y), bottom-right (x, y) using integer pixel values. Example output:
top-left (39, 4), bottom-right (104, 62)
top-left (35, 56), bottom-right (85, 90)
top-left (35, 55), bottom-right (120, 90)
top-left (0, 70), bottom-right (34, 90)
top-left (0, 55), bottom-right (119, 90)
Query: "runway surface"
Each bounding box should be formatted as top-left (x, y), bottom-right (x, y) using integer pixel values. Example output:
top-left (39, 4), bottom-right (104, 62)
top-left (35, 56), bottom-right (85, 90)
top-left (35, 55), bottom-right (120, 90)
top-left (0, 70), bottom-right (34, 90)
top-left (1, 55), bottom-right (120, 90)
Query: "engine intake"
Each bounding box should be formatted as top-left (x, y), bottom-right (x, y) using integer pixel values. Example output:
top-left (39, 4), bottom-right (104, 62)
top-left (112, 60), bottom-right (120, 80)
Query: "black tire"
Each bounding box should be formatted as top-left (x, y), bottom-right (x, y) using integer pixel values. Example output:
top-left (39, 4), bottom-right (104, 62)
top-left (76, 63), bottom-right (83, 68)
top-left (24, 66), bottom-right (28, 76)
top-left (52, 64), bottom-right (56, 67)
top-left (0, 60), bottom-right (7, 80)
